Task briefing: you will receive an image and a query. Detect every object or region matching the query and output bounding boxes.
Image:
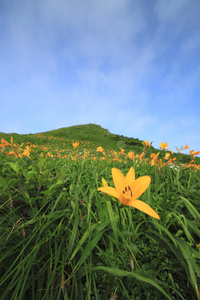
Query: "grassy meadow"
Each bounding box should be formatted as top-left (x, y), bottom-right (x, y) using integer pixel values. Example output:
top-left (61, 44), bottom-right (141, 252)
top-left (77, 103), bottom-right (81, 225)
top-left (0, 124), bottom-right (200, 300)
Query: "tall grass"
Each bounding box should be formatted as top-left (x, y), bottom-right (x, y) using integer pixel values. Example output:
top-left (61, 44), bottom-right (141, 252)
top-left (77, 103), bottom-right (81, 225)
top-left (0, 146), bottom-right (200, 299)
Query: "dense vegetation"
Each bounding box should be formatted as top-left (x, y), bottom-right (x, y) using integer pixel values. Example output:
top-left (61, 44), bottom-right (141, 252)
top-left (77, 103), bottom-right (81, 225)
top-left (0, 124), bottom-right (200, 299)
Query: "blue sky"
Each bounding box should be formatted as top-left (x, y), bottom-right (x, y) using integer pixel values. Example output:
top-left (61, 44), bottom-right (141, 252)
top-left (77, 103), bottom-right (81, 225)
top-left (0, 0), bottom-right (200, 153)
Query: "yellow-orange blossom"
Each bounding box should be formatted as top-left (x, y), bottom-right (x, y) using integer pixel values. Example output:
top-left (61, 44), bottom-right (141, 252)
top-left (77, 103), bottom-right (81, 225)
top-left (98, 167), bottom-right (160, 220)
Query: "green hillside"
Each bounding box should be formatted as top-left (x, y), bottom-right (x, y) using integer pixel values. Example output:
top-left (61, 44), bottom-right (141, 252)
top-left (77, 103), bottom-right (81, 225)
top-left (0, 123), bottom-right (199, 164)
top-left (46, 123), bottom-right (144, 151)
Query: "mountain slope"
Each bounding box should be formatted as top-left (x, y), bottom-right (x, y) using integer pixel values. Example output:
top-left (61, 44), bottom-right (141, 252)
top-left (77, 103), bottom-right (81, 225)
top-left (45, 123), bottom-right (145, 152)
top-left (0, 123), bottom-right (198, 164)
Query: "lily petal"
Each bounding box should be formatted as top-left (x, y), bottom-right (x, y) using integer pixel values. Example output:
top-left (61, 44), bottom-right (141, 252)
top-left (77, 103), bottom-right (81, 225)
top-left (126, 199), bottom-right (160, 219)
top-left (112, 168), bottom-right (126, 195)
top-left (102, 178), bottom-right (108, 187)
top-left (131, 176), bottom-right (151, 200)
top-left (97, 186), bottom-right (124, 203)
top-left (126, 167), bottom-right (135, 186)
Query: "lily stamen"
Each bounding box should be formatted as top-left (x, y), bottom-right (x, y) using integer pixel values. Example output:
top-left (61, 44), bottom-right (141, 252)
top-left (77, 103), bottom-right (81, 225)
top-left (122, 185), bottom-right (133, 199)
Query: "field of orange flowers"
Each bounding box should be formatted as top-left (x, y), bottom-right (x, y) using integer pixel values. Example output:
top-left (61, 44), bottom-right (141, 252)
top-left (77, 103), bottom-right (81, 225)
top-left (0, 135), bottom-right (200, 170)
top-left (0, 135), bottom-right (200, 299)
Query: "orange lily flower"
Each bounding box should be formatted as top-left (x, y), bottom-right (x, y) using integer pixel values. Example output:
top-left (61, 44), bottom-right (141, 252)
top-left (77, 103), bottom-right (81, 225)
top-left (159, 142), bottom-right (169, 150)
top-left (190, 150), bottom-right (200, 156)
top-left (143, 140), bottom-right (151, 148)
top-left (22, 145), bottom-right (31, 158)
top-left (127, 151), bottom-right (134, 160)
top-left (150, 152), bottom-right (159, 166)
top-left (96, 146), bottom-right (104, 153)
top-left (0, 138), bottom-right (11, 148)
top-left (183, 145), bottom-right (189, 150)
top-left (7, 150), bottom-right (16, 156)
top-left (119, 148), bottom-right (125, 155)
top-left (96, 146), bottom-right (105, 156)
top-left (98, 167), bottom-right (160, 220)
top-left (139, 151), bottom-right (145, 161)
top-left (164, 153), bottom-right (170, 160)
top-left (73, 141), bottom-right (79, 148)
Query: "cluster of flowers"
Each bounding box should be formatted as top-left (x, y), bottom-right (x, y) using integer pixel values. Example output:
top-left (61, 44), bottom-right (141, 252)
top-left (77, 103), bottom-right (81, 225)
top-left (1, 137), bottom-right (200, 170)
top-left (0, 138), bottom-right (31, 158)
top-left (94, 140), bottom-right (200, 171)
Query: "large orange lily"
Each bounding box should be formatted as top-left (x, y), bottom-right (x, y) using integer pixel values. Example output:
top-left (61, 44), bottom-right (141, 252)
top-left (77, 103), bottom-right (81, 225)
top-left (98, 167), bottom-right (160, 220)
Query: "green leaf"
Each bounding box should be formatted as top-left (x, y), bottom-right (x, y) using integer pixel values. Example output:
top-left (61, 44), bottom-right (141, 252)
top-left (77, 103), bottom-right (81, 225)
top-left (70, 221), bottom-right (109, 261)
top-left (6, 162), bottom-right (20, 173)
top-left (91, 266), bottom-right (172, 300)
top-left (0, 178), bottom-right (7, 187)
top-left (24, 171), bottom-right (37, 181)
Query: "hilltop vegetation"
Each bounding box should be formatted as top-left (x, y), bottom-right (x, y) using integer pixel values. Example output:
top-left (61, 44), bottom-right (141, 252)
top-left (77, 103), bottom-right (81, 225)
top-left (46, 123), bottom-right (143, 150)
